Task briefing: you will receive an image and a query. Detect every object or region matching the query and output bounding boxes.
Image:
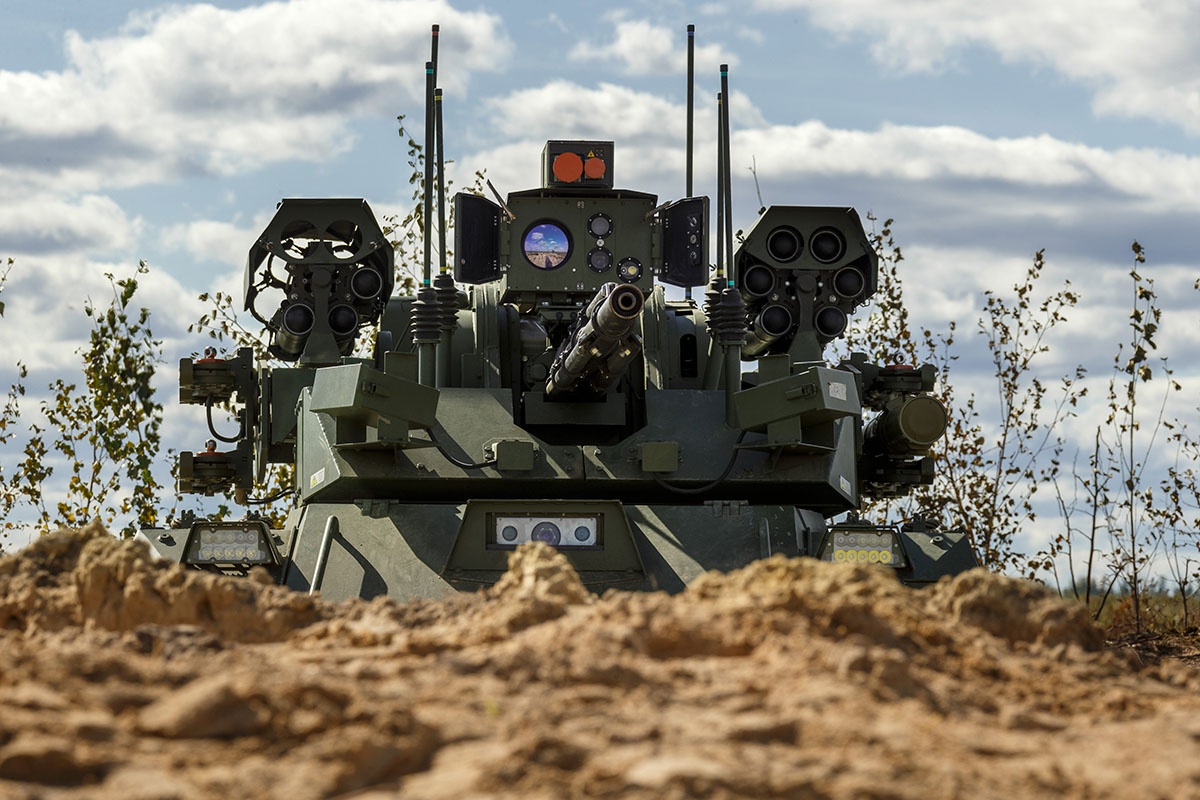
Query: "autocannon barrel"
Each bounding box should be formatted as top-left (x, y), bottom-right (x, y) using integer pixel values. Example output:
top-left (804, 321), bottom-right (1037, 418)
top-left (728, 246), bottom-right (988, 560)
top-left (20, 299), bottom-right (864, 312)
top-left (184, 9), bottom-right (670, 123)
top-left (546, 282), bottom-right (645, 397)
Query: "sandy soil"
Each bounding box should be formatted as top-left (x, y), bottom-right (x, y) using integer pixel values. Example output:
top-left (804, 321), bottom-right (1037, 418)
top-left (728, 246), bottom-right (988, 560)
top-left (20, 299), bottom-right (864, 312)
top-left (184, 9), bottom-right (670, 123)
top-left (2, 522), bottom-right (1199, 799)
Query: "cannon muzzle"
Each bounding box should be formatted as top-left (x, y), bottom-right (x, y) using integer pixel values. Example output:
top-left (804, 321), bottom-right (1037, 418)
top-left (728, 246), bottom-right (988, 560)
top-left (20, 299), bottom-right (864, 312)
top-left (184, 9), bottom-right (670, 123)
top-left (546, 282), bottom-right (644, 397)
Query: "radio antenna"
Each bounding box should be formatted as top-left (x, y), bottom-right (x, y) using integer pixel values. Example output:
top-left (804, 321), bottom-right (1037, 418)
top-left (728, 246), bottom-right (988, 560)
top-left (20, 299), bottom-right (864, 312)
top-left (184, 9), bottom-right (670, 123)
top-left (435, 89), bottom-right (446, 274)
top-left (421, 58), bottom-right (434, 288)
top-left (720, 64), bottom-right (734, 288)
top-left (685, 24), bottom-right (696, 302)
top-left (686, 24), bottom-right (695, 198)
top-left (715, 91), bottom-right (725, 283)
top-left (430, 25), bottom-right (458, 388)
top-left (432, 25), bottom-right (446, 275)
top-left (413, 29), bottom-right (442, 386)
top-left (430, 24), bottom-right (439, 84)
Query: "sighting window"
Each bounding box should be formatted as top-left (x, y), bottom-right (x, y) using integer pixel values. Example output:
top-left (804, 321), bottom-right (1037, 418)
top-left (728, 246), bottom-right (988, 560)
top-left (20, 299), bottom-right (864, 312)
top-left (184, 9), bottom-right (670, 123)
top-left (522, 221), bottom-right (572, 270)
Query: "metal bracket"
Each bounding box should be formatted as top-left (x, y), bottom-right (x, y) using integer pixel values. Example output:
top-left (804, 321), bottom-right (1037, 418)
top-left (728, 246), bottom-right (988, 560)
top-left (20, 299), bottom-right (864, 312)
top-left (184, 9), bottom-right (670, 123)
top-left (704, 499), bottom-right (747, 517)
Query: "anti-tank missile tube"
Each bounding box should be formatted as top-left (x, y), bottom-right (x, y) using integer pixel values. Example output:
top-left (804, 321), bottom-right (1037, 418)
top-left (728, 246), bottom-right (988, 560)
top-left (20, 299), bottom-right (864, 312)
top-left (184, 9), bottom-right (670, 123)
top-left (864, 395), bottom-right (949, 458)
top-left (741, 303), bottom-right (792, 358)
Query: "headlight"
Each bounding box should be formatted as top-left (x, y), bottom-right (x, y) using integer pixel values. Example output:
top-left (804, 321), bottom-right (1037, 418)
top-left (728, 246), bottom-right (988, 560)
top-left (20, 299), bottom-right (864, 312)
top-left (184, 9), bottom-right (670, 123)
top-left (488, 514), bottom-right (602, 550)
top-left (817, 525), bottom-right (908, 568)
top-left (183, 520), bottom-right (280, 566)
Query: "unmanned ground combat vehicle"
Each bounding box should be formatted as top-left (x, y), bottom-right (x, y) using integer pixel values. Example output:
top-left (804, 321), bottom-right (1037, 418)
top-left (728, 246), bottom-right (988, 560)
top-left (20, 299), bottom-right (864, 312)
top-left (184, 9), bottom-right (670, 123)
top-left (140, 28), bottom-right (977, 600)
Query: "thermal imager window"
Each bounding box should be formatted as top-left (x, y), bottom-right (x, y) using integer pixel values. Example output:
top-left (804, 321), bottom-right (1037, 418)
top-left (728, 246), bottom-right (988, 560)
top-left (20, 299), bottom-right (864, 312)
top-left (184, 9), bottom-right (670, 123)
top-left (523, 221), bottom-right (572, 270)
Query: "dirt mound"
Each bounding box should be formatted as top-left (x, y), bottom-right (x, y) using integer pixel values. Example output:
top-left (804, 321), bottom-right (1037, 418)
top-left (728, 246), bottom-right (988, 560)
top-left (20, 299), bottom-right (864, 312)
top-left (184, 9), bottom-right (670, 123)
top-left (0, 521), bottom-right (326, 641)
top-left (2, 528), bottom-right (1200, 799)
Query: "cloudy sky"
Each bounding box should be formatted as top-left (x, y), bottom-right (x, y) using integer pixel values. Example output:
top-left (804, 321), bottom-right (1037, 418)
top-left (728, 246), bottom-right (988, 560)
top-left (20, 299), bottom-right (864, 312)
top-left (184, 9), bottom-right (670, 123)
top-left (2, 0), bottom-right (1198, 558)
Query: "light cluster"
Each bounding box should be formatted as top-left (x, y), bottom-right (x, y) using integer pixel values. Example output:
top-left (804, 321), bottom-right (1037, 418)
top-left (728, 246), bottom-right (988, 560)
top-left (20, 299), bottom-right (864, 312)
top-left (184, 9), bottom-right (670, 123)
top-left (184, 522), bottom-right (278, 566)
top-left (820, 529), bottom-right (906, 567)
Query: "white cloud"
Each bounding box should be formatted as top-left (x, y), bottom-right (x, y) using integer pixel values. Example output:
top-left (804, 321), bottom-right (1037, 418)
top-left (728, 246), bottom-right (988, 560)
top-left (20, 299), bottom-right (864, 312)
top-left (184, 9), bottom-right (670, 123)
top-left (569, 15), bottom-right (738, 75)
top-left (0, 0), bottom-right (512, 196)
top-left (752, 0), bottom-right (1200, 134)
top-left (468, 81), bottom-right (766, 195)
top-left (0, 0), bottom-right (511, 261)
top-left (486, 81), bottom-right (689, 142)
top-left (0, 193), bottom-right (139, 257)
top-left (734, 26), bottom-right (767, 45)
top-left (544, 13), bottom-right (570, 35)
top-left (736, 120), bottom-right (1200, 214)
top-left (159, 216), bottom-right (272, 270)
top-left (467, 82), bottom-right (1200, 249)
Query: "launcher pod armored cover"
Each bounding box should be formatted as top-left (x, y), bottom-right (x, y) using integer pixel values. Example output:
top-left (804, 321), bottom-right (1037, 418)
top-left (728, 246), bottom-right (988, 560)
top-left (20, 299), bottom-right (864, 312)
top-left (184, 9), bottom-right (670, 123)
top-left (143, 141), bottom-right (978, 600)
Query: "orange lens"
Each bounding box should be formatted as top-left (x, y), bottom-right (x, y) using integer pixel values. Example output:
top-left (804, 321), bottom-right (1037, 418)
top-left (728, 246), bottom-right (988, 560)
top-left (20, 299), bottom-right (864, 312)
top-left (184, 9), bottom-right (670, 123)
top-left (553, 152), bottom-right (584, 183)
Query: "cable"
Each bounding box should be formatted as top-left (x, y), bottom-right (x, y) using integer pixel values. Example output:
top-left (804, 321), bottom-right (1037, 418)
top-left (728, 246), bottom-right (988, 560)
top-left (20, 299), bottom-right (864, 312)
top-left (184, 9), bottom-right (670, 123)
top-left (205, 396), bottom-right (243, 443)
top-left (245, 488), bottom-right (292, 505)
top-left (428, 428), bottom-right (497, 470)
top-left (436, 444), bottom-right (496, 470)
top-left (652, 430), bottom-right (748, 495)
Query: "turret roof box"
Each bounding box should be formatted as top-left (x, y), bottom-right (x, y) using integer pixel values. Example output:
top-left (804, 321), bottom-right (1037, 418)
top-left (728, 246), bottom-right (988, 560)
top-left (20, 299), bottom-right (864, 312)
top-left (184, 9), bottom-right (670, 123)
top-left (542, 140), bottom-right (614, 190)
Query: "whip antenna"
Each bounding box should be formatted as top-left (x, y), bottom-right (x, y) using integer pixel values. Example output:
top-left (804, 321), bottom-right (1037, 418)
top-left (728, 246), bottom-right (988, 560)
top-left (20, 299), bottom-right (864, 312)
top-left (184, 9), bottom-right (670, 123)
top-left (720, 64), bottom-right (734, 287)
top-left (685, 24), bottom-right (696, 302)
